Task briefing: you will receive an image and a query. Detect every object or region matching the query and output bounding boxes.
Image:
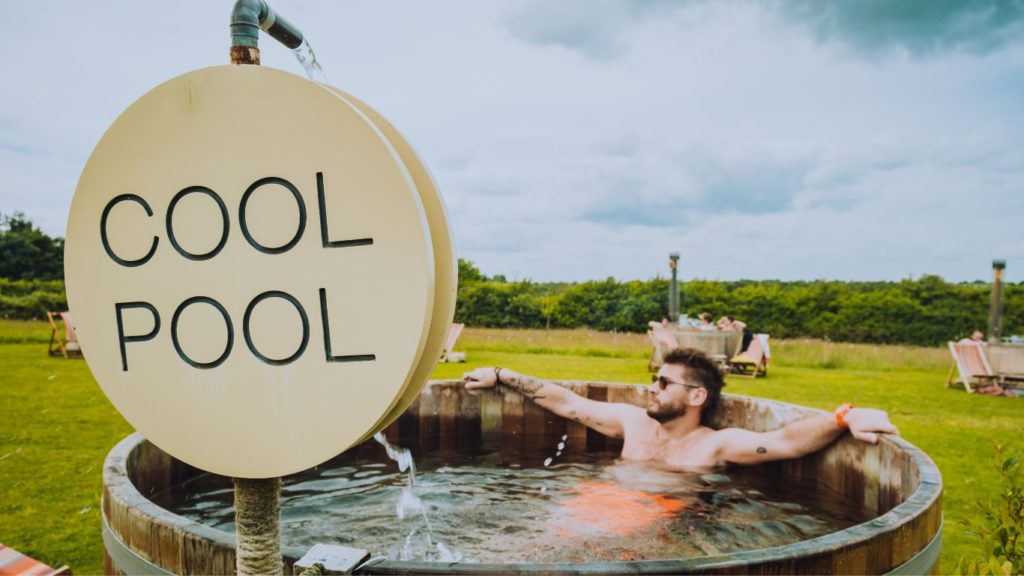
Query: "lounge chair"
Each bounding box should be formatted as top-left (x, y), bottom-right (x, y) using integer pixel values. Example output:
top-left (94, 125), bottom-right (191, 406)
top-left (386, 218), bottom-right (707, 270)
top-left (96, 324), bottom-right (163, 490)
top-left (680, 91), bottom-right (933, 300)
top-left (440, 323), bottom-right (465, 363)
top-left (647, 327), bottom-right (679, 371)
top-left (47, 311), bottom-right (82, 359)
top-left (947, 341), bottom-right (1001, 393)
top-left (0, 543), bottom-right (70, 575)
top-left (729, 334), bottom-right (769, 379)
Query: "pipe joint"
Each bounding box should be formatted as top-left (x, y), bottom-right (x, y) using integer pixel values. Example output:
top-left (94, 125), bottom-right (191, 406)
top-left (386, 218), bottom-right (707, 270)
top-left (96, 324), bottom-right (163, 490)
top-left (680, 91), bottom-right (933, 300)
top-left (230, 0), bottom-right (304, 63)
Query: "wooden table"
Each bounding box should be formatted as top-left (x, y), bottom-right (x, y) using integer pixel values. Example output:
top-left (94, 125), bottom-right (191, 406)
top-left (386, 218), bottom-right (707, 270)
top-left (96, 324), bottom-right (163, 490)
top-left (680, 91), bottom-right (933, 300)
top-left (989, 343), bottom-right (1024, 385)
top-left (673, 330), bottom-right (743, 357)
top-left (649, 329), bottom-right (744, 370)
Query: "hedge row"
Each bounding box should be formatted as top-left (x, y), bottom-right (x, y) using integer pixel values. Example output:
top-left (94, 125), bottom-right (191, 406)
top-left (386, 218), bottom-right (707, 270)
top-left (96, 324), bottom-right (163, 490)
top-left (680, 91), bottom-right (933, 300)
top-left (0, 279), bottom-right (67, 320)
top-left (454, 264), bottom-right (1022, 347)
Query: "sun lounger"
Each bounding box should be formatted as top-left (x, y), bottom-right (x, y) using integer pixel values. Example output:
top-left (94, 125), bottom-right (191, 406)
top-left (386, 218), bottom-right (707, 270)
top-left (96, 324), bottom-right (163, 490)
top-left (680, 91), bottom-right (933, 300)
top-left (47, 311), bottom-right (82, 359)
top-left (729, 334), bottom-right (769, 379)
top-left (947, 341), bottom-right (1001, 393)
top-left (440, 323), bottom-right (465, 363)
top-left (0, 543), bottom-right (70, 575)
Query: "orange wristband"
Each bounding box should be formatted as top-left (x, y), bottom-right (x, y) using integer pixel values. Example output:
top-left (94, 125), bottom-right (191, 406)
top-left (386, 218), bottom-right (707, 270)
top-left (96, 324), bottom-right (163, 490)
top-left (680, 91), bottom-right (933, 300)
top-left (834, 403), bottom-right (854, 429)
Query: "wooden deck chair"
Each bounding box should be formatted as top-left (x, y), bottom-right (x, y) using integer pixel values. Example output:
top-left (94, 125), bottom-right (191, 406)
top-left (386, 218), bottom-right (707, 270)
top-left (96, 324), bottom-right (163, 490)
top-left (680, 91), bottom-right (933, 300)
top-left (647, 328), bottom-right (679, 371)
top-left (729, 334), bottom-right (769, 379)
top-left (947, 341), bottom-right (1000, 393)
top-left (47, 311), bottom-right (82, 359)
top-left (440, 323), bottom-right (466, 363)
top-left (0, 543), bottom-right (70, 575)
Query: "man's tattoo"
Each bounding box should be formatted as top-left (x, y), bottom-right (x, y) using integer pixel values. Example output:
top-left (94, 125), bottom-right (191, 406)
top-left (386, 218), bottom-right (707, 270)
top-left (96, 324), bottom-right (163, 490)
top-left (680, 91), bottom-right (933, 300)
top-left (756, 447), bottom-right (767, 454)
top-left (505, 374), bottom-right (547, 400)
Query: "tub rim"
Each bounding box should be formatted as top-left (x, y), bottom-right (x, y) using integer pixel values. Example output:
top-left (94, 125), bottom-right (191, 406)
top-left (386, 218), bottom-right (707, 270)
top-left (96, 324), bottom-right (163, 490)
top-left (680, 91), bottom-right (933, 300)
top-left (102, 383), bottom-right (943, 574)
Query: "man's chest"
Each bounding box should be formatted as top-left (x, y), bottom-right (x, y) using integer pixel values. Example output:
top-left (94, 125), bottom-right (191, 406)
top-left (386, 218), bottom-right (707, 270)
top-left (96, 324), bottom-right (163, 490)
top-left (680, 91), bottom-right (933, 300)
top-left (621, 433), bottom-right (719, 469)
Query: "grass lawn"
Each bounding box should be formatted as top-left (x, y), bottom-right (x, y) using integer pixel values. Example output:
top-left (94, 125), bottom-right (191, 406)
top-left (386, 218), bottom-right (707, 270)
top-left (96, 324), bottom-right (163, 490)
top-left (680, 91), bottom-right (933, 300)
top-left (2, 322), bottom-right (1020, 573)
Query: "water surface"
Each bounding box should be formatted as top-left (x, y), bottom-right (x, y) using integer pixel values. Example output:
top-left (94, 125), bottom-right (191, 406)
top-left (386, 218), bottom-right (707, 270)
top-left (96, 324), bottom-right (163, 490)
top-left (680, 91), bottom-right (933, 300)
top-left (152, 436), bottom-right (869, 563)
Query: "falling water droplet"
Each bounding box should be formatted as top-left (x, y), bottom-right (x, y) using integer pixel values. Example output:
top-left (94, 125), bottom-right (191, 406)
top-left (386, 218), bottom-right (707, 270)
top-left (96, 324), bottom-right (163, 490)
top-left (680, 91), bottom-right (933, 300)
top-left (543, 458), bottom-right (553, 467)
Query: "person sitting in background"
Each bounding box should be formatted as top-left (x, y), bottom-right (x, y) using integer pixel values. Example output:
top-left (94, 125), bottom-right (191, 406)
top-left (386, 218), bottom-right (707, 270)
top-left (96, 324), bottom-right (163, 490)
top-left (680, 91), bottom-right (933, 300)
top-left (716, 315), bottom-right (747, 332)
top-left (648, 316), bottom-right (672, 331)
top-left (959, 330), bottom-right (985, 344)
top-left (463, 348), bottom-right (898, 470)
top-left (697, 313), bottom-right (716, 331)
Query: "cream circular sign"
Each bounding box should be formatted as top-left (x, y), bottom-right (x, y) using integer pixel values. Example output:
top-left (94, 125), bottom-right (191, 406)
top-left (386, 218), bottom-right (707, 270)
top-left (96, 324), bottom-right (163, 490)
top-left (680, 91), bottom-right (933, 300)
top-left (66, 66), bottom-right (444, 478)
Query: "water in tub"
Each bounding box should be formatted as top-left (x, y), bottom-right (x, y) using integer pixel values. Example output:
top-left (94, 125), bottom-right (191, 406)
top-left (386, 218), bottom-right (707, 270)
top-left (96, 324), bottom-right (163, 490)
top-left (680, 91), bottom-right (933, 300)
top-left (152, 434), bottom-right (869, 563)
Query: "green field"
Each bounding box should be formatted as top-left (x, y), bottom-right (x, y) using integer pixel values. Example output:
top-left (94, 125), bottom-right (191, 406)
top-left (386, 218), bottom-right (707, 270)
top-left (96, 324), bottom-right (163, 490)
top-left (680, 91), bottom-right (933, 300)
top-left (1, 321), bottom-right (1019, 573)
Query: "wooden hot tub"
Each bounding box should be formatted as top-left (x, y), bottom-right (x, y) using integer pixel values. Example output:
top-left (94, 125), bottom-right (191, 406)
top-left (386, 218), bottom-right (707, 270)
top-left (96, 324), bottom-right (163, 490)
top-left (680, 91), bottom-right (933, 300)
top-left (102, 380), bottom-right (942, 574)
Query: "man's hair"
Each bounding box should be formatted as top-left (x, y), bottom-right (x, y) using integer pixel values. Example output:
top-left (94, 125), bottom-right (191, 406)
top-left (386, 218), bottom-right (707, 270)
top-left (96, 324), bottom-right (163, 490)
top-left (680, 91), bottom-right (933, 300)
top-left (662, 348), bottom-right (726, 423)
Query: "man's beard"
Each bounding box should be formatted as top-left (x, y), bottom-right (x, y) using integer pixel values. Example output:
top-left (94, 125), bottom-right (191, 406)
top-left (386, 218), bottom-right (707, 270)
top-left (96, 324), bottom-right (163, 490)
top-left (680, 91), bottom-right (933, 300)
top-left (647, 399), bottom-right (687, 423)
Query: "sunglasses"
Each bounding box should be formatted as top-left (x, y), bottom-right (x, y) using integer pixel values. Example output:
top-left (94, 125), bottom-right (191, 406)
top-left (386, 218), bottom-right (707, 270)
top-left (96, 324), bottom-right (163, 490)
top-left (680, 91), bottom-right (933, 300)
top-left (650, 374), bottom-right (702, 391)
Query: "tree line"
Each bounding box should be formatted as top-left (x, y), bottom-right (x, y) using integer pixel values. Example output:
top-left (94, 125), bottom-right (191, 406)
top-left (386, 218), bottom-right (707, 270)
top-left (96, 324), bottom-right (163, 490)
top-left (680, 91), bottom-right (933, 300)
top-left (456, 260), bottom-right (1022, 347)
top-left (0, 213), bottom-right (1018, 347)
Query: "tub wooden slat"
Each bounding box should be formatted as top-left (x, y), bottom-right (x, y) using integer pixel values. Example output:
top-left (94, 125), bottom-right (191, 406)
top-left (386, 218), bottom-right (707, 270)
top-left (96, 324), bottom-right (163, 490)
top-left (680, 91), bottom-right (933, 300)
top-left (586, 385), bottom-right (609, 452)
top-left (562, 382), bottom-right (589, 454)
top-left (457, 389), bottom-right (482, 450)
top-left (480, 387), bottom-right (504, 444)
top-left (501, 388), bottom-right (524, 440)
top-left (439, 386), bottom-right (459, 450)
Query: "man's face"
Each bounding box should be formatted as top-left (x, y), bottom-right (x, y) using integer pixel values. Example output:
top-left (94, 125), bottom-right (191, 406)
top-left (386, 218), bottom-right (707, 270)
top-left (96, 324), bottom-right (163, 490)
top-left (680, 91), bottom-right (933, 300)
top-left (647, 363), bottom-right (700, 422)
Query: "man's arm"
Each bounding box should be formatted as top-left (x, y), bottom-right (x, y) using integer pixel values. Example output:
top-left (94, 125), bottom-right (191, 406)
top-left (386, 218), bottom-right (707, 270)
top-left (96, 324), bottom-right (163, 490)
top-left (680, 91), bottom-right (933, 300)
top-left (711, 408), bottom-right (899, 466)
top-left (462, 367), bottom-right (641, 438)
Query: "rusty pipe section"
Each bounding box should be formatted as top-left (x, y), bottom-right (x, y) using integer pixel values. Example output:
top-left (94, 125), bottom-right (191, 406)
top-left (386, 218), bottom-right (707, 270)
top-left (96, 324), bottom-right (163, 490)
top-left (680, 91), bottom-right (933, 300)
top-left (231, 0), bottom-right (304, 65)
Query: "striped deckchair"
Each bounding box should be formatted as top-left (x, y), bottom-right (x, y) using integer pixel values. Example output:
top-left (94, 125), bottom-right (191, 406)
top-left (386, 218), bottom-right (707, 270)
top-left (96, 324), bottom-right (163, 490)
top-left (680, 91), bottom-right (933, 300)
top-left (947, 341), bottom-right (1000, 392)
top-left (439, 323), bottom-right (466, 363)
top-left (46, 311), bottom-right (81, 359)
top-left (729, 334), bottom-right (769, 379)
top-left (0, 544), bottom-right (70, 576)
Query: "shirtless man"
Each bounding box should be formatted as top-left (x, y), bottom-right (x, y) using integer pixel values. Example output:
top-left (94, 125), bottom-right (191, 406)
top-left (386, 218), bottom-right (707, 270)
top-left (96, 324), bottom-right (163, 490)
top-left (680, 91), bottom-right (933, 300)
top-left (463, 348), bottom-right (899, 469)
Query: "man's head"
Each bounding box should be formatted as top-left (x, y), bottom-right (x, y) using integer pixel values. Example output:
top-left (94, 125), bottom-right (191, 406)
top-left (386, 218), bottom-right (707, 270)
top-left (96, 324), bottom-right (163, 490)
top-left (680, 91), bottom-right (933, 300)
top-left (971, 330), bottom-right (985, 342)
top-left (647, 348), bottom-right (725, 424)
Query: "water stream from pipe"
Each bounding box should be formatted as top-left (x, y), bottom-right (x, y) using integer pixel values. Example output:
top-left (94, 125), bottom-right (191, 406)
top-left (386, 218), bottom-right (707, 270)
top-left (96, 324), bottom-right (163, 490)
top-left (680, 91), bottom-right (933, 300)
top-left (373, 432), bottom-right (462, 562)
top-left (292, 39), bottom-right (329, 84)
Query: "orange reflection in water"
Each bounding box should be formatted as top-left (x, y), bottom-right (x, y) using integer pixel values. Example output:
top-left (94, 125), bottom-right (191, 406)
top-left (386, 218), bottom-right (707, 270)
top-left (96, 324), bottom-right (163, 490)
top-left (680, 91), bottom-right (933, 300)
top-left (553, 481), bottom-right (686, 537)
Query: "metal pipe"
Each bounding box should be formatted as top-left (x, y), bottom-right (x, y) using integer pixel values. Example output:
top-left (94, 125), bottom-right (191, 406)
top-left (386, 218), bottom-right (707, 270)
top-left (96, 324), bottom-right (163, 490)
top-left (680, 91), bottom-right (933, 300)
top-left (231, 0), bottom-right (305, 65)
top-left (988, 259), bottom-right (1006, 343)
top-left (669, 252), bottom-right (680, 322)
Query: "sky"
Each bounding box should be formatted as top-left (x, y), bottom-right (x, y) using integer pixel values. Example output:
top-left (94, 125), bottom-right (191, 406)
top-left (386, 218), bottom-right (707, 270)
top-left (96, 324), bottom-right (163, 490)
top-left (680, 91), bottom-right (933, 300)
top-left (2, 0), bottom-right (1023, 283)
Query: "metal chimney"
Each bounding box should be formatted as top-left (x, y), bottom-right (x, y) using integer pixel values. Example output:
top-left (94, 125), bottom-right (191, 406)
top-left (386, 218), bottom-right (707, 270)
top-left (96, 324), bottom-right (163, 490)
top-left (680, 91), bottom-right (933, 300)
top-left (988, 259), bottom-right (1006, 343)
top-left (668, 252), bottom-right (680, 322)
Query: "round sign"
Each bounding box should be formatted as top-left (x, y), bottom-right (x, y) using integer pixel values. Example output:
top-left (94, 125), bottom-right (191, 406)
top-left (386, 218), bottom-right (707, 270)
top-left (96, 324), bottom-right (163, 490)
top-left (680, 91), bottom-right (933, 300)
top-left (66, 66), bottom-right (436, 478)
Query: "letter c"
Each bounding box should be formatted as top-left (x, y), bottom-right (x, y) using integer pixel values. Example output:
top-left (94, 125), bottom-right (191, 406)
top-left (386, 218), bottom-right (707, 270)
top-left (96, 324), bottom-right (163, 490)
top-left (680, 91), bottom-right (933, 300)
top-left (101, 194), bottom-right (159, 267)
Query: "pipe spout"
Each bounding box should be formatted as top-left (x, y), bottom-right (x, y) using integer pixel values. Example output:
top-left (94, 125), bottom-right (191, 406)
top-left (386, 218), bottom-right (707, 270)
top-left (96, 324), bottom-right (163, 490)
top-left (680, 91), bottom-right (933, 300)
top-left (231, 0), bottom-right (305, 65)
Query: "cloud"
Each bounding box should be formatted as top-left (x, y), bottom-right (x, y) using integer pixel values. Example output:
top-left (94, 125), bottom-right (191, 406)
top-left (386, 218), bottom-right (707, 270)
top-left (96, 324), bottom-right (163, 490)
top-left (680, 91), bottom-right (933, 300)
top-left (500, 0), bottom-right (683, 60)
top-left (578, 142), bottom-right (817, 227)
top-left (774, 0), bottom-right (1024, 57)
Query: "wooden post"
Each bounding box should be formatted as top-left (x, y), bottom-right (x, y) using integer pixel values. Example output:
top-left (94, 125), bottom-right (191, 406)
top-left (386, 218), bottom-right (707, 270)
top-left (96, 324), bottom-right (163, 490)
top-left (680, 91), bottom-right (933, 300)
top-left (233, 477), bottom-right (283, 576)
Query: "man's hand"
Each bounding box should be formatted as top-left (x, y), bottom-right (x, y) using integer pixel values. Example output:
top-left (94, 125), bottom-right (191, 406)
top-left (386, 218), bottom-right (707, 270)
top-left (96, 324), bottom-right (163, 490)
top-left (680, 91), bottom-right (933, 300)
top-left (844, 408), bottom-right (899, 444)
top-left (462, 367), bottom-right (500, 391)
